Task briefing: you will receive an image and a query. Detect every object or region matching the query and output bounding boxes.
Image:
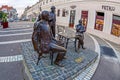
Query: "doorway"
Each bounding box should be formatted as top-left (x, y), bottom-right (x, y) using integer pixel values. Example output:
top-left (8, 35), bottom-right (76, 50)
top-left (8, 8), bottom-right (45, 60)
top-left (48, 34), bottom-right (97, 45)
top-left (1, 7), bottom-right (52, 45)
top-left (81, 11), bottom-right (88, 30)
top-left (69, 10), bottom-right (76, 28)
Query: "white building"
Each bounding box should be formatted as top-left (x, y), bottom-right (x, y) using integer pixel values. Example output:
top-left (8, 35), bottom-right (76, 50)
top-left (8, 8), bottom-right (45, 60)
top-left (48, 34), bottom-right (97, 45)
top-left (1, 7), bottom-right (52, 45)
top-left (26, 0), bottom-right (120, 44)
top-left (26, 2), bottom-right (41, 21)
top-left (9, 8), bottom-right (18, 20)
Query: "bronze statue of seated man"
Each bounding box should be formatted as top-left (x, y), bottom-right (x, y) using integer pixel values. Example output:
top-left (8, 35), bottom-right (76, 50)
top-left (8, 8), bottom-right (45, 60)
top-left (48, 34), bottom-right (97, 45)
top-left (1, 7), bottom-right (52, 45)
top-left (34, 11), bottom-right (66, 67)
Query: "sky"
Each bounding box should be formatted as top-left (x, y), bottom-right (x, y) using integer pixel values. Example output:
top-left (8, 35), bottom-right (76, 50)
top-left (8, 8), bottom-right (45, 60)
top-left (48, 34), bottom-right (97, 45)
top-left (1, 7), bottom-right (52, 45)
top-left (0, 0), bottom-right (39, 17)
top-left (0, 0), bottom-right (120, 17)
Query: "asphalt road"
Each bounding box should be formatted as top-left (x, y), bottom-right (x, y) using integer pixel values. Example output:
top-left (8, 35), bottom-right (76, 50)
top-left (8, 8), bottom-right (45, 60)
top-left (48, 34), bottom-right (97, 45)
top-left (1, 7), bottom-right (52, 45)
top-left (0, 22), bottom-right (33, 80)
top-left (91, 35), bottom-right (120, 80)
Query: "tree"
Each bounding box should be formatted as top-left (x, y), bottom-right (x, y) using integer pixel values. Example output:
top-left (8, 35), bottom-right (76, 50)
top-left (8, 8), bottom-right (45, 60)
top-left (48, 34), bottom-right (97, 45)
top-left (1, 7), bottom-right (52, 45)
top-left (2, 12), bottom-right (7, 22)
top-left (0, 11), bottom-right (3, 19)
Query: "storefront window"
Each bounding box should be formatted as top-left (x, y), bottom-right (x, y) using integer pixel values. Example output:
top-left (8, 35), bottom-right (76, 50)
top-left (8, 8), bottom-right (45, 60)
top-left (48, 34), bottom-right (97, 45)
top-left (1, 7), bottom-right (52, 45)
top-left (57, 9), bottom-right (60, 17)
top-left (94, 12), bottom-right (104, 31)
top-left (81, 11), bottom-right (88, 30)
top-left (111, 15), bottom-right (120, 37)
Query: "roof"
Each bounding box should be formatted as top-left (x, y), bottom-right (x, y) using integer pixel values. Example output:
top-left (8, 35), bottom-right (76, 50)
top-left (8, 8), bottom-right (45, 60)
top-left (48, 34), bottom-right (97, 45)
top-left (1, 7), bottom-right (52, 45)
top-left (0, 5), bottom-right (13, 11)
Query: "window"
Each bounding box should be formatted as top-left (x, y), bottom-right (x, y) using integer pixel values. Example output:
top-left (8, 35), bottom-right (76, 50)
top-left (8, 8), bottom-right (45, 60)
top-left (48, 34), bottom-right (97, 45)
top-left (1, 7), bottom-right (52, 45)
top-left (111, 15), bottom-right (120, 37)
top-left (62, 9), bottom-right (66, 17)
top-left (94, 12), bottom-right (104, 31)
top-left (69, 10), bottom-right (76, 28)
top-left (81, 11), bottom-right (88, 29)
top-left (57, 9), bottom-right (60, 17)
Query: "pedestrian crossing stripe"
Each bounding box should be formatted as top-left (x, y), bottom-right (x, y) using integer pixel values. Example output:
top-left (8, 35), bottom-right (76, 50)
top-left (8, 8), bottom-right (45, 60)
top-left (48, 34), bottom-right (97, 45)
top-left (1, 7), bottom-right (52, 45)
top-left (0, 39), bottom-right (31, 45)
top-left (0, 55), bottom-right (23, 62)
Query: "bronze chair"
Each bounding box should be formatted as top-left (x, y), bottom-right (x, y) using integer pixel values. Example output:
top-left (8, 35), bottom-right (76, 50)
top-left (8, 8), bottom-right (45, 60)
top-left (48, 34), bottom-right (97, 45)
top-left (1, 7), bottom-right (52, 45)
top-left (36, 47), bottom-right (54, 65)
top-left (36, 39), bottom-right (66, 65)
top-left (32, 33), bottom-right (55, 65)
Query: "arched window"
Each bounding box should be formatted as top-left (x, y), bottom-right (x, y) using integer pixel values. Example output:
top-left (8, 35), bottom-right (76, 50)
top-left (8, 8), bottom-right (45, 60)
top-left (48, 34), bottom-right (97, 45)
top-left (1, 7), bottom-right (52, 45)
top-left (57, 9), bottom-right (60, 17)
top-left (62, 9), bottom-right (65, 17)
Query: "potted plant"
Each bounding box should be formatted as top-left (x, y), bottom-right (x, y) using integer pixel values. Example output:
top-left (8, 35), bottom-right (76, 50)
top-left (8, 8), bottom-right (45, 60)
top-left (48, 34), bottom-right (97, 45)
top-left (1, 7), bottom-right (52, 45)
top-left (2, 13), bottom-right (8, 28)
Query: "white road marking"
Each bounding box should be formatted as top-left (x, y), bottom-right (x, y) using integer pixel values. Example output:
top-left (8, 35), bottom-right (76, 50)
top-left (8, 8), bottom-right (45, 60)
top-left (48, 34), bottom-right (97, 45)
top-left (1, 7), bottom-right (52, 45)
top-left (0, 24), bottom-right (33, 63)
top-left (0, 32), bottom-right (32, 37)
top-left (1, 25), bottom-right (31, 30)
top-left (0, 55), bottom-right (23, 63)
top-left (0, 39), bottom-right (31, 45)
top-left (0, 28), bottom-right (32, 32)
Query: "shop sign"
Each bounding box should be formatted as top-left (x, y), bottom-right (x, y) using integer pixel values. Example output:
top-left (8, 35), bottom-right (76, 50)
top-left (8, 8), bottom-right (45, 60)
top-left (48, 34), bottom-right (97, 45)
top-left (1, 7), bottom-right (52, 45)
top-left (102, 5), bottom-right (115, 11)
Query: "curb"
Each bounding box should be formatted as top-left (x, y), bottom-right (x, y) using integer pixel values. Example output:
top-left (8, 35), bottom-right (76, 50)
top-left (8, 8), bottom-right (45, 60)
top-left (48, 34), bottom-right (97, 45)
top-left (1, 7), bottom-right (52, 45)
top-left (23, 59), bottom-right (34, 80)
top-left (21, 32), bottom-right (100, 80)
top-left (74, 34), bottom-right (101, 80)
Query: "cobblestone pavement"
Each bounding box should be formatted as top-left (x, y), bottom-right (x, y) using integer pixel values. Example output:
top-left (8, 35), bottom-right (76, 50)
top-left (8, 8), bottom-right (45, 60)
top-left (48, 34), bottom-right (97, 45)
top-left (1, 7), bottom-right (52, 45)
top-left (21, 41), bottom-right (98, 80)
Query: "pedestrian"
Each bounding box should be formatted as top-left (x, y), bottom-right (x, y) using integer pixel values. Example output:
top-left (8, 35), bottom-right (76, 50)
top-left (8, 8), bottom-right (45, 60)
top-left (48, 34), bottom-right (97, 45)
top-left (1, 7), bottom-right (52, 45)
top-left (75, 19), bottom-right (86, 50)
top-left (49, 6), bottom-right (56, 38)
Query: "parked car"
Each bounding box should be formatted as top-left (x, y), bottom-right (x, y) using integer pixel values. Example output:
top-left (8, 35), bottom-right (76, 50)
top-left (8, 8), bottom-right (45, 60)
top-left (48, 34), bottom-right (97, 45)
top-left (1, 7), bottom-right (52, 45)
top-left (14, 19), bottom-right (20, 22)
top-left (8, 18), bottom-right (14, 22)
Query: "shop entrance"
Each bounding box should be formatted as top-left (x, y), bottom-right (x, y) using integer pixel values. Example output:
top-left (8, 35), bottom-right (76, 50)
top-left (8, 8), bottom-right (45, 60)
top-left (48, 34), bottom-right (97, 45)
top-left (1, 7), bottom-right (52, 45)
top-left (111, 15), bottom-right (120, 37)
top-left (94, 12), bottom-right (104, 31)
top-left (69, 10), bottom-right (76, 28)
top-left (81, 11), bottom-right (88, 30)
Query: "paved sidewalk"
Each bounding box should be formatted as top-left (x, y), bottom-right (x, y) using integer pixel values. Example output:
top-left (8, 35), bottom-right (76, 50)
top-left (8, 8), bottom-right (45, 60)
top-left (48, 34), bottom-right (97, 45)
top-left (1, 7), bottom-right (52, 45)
top-left (21, 34), bottom-right (98, 80)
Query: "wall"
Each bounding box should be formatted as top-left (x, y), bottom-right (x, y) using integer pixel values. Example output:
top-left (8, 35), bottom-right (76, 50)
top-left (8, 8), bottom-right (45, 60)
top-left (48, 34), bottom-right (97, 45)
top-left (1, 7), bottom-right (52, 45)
top-left (54, 1), bottom-right (120, 44)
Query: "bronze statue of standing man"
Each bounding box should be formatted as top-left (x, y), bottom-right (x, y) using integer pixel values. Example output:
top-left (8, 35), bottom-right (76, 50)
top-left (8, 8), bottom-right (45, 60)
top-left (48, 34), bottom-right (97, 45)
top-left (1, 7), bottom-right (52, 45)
top-left (49, 6), bottom-right (56, 38)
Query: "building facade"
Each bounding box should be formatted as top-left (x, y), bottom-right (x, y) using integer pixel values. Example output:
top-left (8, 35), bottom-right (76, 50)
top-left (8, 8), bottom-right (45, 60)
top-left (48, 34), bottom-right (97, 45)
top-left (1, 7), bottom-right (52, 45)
top-left (25, 2), bottom-right (41, 21)
top-left (0, 5), bottom-right (18, 20)
top-left (21, 6), bottom-right (31, 20)
top-left (25, 0), bottom-right (120, 44)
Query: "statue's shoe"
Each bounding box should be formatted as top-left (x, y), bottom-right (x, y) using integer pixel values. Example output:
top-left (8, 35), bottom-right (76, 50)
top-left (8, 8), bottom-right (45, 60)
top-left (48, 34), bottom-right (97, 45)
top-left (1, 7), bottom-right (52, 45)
top-left (54, 62), bottom-right (64, 67)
